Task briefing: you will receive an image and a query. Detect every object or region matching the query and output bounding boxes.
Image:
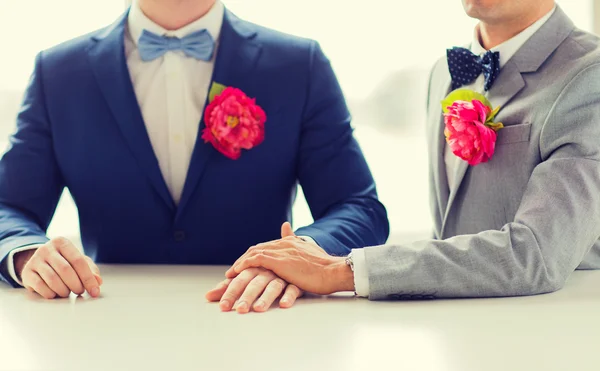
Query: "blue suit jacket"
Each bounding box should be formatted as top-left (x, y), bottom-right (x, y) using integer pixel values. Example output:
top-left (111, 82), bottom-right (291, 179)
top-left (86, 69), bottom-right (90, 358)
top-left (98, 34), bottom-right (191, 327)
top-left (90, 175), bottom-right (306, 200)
top-left (0, 10), bottom-right (389, 286)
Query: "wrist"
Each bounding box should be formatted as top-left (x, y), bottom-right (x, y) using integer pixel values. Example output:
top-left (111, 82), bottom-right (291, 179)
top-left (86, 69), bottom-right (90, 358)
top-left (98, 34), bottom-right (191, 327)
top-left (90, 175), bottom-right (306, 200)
top-left (325, 257), bottom-right (355, 294)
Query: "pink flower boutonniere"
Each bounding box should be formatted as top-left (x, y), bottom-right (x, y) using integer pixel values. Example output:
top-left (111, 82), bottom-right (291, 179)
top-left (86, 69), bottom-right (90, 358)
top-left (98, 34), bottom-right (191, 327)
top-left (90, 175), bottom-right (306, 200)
top-left (202, 82), bottom-right (266, 160)
top-left (441, 89), bottom-right (504, 166)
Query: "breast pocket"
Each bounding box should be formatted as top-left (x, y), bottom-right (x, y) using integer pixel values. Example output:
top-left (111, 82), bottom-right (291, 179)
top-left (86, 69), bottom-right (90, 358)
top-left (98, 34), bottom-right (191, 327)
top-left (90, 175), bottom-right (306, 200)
top-left (496, 123), bottom-right (532, 145)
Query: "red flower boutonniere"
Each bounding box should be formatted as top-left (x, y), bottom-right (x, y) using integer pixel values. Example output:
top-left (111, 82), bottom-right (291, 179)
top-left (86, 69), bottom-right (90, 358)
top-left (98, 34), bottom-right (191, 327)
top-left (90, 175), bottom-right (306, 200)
top-left (202, 82), bottom-right (266, 160)
top-left (441, 89), bottom-right (504, 166)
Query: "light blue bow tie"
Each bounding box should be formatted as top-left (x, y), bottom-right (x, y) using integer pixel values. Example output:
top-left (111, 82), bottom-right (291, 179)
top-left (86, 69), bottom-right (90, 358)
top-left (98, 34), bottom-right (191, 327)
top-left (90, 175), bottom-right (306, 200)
top-left (138, 29), bottom-right (215, 62)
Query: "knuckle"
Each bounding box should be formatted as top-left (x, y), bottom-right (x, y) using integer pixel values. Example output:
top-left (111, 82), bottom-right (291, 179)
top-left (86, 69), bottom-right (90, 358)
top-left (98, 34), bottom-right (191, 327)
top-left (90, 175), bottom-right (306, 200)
top-left (227, 280), bottom-right (243, 292)
top-left (47, 272), bottom-right (61, 286)
top-left (70, 256), bottom-right (86, 268)
top-left (22, 259), bottom-right (35, 272)
top-left (222, 290), bottom-right (238, 302)
top-left (239, 270), bottom-right (255, 280)
top-left (262, 270), bottom-right (276, 279)
top-left (36, 245), bottom-right (51, 258)
top-left (249, 277), bottom-right (267, 289)
top-left (270, 279), bottom-right (285, 291)
top-left (23, 273), bottom-right (38, 287)
top-left (248, 245), bottom-right (261, 253)
top-left (50, 237), bottom-right (70, 249)
top-left (57, 262), bottom-right (72, 276)
top-left (82, 276), bottom-right (97, 288)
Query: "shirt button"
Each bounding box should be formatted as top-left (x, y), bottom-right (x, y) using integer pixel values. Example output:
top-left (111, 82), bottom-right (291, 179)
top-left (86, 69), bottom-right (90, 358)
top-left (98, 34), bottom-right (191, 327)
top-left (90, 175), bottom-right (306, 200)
top-left (173, 134), bottom-right (183, 143)
top-left (174, 230), bottom-right (186, 242)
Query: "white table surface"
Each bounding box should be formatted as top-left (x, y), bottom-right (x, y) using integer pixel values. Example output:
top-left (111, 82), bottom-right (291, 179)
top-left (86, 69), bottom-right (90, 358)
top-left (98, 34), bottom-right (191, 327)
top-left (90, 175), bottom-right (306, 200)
top-left (1, 266), bottom-right (599, 371)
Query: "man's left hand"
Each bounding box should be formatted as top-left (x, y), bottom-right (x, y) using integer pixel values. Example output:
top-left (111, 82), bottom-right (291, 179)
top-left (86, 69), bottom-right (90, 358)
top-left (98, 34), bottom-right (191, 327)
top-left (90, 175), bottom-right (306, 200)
top-left (205, 267), bottom-right (303, 313)
top-left (205, 223), bottom-right (306, 313)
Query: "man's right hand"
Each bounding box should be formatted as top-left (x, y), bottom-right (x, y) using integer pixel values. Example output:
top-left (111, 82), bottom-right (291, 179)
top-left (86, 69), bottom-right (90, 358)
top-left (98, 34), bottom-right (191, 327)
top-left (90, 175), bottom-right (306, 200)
top-left (15, 237), bottom-right (103, 299)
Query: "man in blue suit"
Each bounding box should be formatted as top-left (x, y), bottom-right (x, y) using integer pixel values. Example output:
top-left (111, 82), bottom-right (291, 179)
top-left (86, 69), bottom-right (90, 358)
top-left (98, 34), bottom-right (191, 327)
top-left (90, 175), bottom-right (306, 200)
top-left (0, 0), bottom-right (389, 310)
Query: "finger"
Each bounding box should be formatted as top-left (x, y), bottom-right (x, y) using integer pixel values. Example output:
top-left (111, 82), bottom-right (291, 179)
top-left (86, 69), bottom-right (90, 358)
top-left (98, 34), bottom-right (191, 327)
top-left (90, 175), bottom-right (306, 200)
top-left (253, 278), bottom-right (286, 313)
top-left (47, 252), bottom-right (84, 295)
top-left (54, 239), bottom-right (100, 297)
top-left (23, 270), bottom-right (56, 300)
top-left (205, 279), bottom-right (232, 302)
top-left (231, 244), bottom-right (294, 275)
top-left (234, 250), bottom-right (280, 274)
top-left (237, 272), bottom-right (278, 314)
top-left (280, 222), bottom-right (296, 238)
top-left (35, 264), bottom-right (71, 298)
top-left (225, 244), bottom-right (268, 279)
top-left (219, 270), bottom-right (259, 312)
top-left (230, 249), bottom-right (263, 274)
top-left (225, 239), bottom-right (283, 278)
top-left (280, 284), bottom-right (303, 309)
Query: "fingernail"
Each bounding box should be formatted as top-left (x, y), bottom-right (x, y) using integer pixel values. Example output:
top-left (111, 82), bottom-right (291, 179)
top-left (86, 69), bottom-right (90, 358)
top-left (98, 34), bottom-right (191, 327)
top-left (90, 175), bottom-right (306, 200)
top-left (220, 300), bottom-right (231, 310)
top-left (90, 287), bottom-right (100, 297)
top-left (255, 300), bottom-right (265, 309)
top-left (237, 301), bottom-right (249, 312)
top-left (281, 296), bottom-right (289, 304)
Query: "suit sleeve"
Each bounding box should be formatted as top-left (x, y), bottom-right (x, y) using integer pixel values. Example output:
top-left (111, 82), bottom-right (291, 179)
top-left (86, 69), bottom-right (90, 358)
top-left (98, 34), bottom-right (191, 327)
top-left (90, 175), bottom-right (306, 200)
top-left (362, 64), bottom-right (600, 299)
top-left (293, 42), bottom-right (389, 255)
top-left (0, 53), bottom-right (63, 286)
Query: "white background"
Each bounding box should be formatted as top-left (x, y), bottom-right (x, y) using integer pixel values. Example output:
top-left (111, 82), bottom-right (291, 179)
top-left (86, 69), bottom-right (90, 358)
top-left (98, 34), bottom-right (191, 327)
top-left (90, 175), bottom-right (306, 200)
top-left (0, 0), bottom-right (593, 243)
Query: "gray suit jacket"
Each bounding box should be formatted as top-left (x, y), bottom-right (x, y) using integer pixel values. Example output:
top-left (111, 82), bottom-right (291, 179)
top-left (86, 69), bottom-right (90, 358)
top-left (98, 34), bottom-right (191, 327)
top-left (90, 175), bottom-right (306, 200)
top-left (364, 6), bottom-right (600, 300)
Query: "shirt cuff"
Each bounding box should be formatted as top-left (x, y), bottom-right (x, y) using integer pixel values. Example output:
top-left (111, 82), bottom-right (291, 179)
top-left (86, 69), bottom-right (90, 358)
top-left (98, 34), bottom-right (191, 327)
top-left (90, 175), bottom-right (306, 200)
top-left (7, 245), bottom-right (42, 286)
top-left (351, 248), bottom-right (370, 297)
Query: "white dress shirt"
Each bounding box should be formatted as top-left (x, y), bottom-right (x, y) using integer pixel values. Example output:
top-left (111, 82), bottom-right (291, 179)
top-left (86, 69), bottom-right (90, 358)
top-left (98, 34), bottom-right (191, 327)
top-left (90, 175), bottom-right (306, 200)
top-left (127, 0), bottom-right (224, 205)
top-left (351, 6), bottom-right (556, 297)
top-left (7, 0), bottom-right (225, 286)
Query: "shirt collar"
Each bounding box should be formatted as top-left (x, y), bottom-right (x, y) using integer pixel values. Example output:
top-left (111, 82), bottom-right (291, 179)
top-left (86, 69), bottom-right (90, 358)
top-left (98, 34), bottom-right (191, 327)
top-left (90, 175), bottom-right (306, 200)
top-left (471, 5), bottom-right (556, 68)
top-left (128, 0), bottom-right (225, 46)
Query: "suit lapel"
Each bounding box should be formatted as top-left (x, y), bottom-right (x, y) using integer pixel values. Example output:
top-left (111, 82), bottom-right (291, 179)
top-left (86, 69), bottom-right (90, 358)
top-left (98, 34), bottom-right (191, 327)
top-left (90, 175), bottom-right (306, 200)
top-left (88, 11), bottom-right (175, 211)
top-left (486, 61), bottom-right (525, 114)
top-left (175, 10), bottom-right (262, 220)
top-left (441, 60), bottom-right (525, 236)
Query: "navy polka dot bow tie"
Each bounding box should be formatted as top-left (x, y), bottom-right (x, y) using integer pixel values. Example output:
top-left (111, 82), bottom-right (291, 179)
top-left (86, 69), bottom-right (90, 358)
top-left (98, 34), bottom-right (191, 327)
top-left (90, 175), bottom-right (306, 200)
top-left (446, 47), bottom-right (500, 91)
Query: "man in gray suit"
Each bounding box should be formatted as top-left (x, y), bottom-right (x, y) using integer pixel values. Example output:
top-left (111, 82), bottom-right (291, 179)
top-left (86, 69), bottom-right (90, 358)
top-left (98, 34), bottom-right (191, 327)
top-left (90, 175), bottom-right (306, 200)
top-left (218, 0), bottom-right (600, 303)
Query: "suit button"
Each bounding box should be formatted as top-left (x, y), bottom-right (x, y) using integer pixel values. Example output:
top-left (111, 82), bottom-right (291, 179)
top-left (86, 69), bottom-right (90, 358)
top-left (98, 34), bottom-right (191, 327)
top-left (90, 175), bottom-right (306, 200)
top-left (174, 230), bottom-right (186, 242)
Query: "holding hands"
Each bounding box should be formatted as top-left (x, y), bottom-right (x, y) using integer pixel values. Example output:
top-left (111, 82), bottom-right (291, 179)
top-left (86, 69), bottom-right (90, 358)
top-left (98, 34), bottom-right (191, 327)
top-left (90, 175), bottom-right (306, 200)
top-left (226, 223), bottom-right (354, 296)
top-left (207, 222), bottom-right (355, 313)
top-left (206, 223), bottom-right (306, 313)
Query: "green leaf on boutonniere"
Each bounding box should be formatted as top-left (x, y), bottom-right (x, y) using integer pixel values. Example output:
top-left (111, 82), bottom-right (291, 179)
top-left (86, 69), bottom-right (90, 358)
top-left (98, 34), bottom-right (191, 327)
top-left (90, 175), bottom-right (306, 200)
top-left (441, 89), bottom-right (493, 113)
top-left (486, 121), bottom-right (504, 132)
top-left (487, 105), bottom-right (501, 123)
top-left (208, 82), bottom-right (227, 103)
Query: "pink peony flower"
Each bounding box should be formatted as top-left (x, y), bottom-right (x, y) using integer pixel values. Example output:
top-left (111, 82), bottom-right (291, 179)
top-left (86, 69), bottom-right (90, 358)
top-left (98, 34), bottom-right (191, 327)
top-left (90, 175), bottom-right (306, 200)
top-left (444, 99), bottom-right (498, 166)
top-left (202, 87), bottom-right (266, 160)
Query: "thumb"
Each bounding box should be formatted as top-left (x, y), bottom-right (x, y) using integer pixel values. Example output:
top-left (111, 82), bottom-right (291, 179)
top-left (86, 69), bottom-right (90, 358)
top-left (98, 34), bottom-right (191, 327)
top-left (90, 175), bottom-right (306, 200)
top-left (281, 222), bottom-right (296, 238)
